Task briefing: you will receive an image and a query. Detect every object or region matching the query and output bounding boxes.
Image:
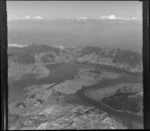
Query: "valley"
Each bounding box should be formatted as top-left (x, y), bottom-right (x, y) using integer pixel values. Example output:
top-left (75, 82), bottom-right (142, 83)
top-left (8, 44), bottom-right (143, 129)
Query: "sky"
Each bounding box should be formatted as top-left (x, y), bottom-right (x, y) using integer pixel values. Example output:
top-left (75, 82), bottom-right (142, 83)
top-left (7, 1), bottom-right (142, 19)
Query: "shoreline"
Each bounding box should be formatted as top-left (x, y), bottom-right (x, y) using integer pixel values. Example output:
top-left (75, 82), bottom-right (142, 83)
top-left (76, 77), bottom-right (143, 128)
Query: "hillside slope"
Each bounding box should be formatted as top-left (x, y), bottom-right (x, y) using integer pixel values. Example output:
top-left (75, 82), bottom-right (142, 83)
top-left (8, 44), bottom-right (143, 80)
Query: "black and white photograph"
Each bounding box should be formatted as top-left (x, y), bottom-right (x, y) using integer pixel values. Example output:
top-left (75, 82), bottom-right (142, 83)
top-left (6, 1), bottom-right (144, 129)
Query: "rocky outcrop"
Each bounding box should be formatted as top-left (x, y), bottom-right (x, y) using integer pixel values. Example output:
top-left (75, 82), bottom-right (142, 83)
top-left (8, 60), bottom-right (50, 80)
top-left (76, 47), bottom-right (143, 73)
top-left (9, 103), bottom-right (127, 130)
top-left (34, 51), bottom-right (75, 65)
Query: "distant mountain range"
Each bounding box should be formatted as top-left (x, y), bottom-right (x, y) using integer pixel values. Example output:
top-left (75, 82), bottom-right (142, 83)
top-left (8, 44), bottom-right (143, 73)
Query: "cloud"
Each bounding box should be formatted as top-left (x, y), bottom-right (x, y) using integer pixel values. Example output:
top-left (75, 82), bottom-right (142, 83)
top-left (23, 16), bottom-right (31, 19)
top-left (100, 16), bottom-right (107, 19)
top-left (117, 16), bottom-right (141, 20)
top-left (78, 17), bottom-right (88, 20)
top-left (59, 45), bottom-right (65, 50)
top-left (8, 15), bottom-right (44, 21)
top-left (34, 16), bottom-right (43, 20)
top-left (131, 17), bottom-right (139, 20)
top-left (101, 14), bottom-right (117, 20)
top-left (100, 15), bottom-right (140, 20)
top-left (13, 17), bottom-right (20, 20)
top-left (8, 44), bottom-right (28, 48)
top-left (108, 15), bottom-right (117, 20)
top-left (7, 17), bottom-right (20, 21)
